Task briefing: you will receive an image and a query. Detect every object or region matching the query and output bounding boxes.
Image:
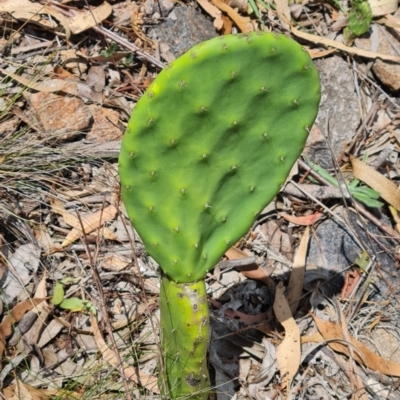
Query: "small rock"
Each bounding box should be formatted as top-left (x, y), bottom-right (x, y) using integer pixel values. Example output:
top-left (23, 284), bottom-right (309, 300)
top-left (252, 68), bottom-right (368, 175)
top-left (144, 0), bottom-right (174, 16)
top-left (26, 92), bottom-right (91, 141)
top-left (356, 24), bottom-right (400, 92)
top-left (86, 106), bottom-right (123, 142)
top-left (306, 206), bottom-right (398, 298)
top-left (151, 6), bottom-right (218, 57)
top-left (311, 56), bottom-right (361, 168)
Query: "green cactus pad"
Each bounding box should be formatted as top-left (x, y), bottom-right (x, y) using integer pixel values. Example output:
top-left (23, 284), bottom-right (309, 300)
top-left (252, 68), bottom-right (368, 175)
top-left (346, 0), bottom-right (372, 38)
top-left (119, 32), bottom-right (320, 283)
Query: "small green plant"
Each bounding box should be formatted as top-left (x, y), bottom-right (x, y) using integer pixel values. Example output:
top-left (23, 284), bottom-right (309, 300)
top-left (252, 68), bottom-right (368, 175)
top-left (304, 157), bottom-right (383, 208)
top-left (119, 32), bottom-right (320, 399)
top-left (344, 0), bottom-right (372, 43)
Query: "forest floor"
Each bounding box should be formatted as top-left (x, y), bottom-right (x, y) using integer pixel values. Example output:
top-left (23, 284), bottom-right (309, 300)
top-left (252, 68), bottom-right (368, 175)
top-left (0, 0), bottom-right (400, 399)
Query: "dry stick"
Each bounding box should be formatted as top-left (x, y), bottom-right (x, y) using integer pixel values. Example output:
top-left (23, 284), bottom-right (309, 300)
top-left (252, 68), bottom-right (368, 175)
top-left (43, 0), bottom-right (165, 69)
top-left (75, 209), bottom-right (133, 400)
top-left (297, 159), bottom-right (400, 243)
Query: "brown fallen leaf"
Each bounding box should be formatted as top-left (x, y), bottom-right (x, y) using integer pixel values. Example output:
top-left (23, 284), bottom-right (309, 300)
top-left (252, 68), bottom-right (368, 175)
top-left (224, 308), bottom-right (269, 324)
top-left (287, 226), bottom-right (309, 314)
top-left (350, 155), bottom-right (400, 210)
top-left (0, 298), bottom-right (46, 357)
top-left (225, 246), bottom-right (275, 292)
top-left (273, 0), bottom-right (291, 30)
top-left (210, 0), bottom-right (250, 33)
top-left (50, 199), bottom-right (117, 248)
top-left (62, 205), bottom-right (117, 246)
top-left (311, 313), bottom-right (400, 376)
top-left (90, 312), bottom-right (159, 393)
top-left (0, 69), bottom-right (67, 93)
top-left (195, 0), bottom-right (223, 30)
top-left (273, 282), bottom-right (301, 389)
top-left (0, 2), bottom-right (71, 38)
top-left (3, 383), bottom-right (71, 400)
top-left (67, 1), bottom-right (112, 34)
top-left (279, 212), bottom-right (322, 226)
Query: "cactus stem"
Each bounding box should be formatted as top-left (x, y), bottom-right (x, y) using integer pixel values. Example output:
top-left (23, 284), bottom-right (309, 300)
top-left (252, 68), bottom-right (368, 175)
top-left (159, 276), bottom-right (210, 399)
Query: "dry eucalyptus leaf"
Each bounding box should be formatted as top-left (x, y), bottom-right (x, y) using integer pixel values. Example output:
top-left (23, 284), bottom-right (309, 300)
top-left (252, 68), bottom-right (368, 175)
top-left (369, 0), bottom-right (397, 16)
top-left (273, 0), bottom-right (291, 30)
top-left (211, 0), bottom-right (249, 33)
top-left (273, 281), bottom-right (300, 388)
top-left (287, 226), bottom-right (309, 314)
top-left (2, 244), bottom-right (41, 302)
top-left (3, 4), bottom-right (71, 38)
top-left (60, 205), bottom-right (117, 248)
top-left (67, 2), bottom-right (112, 34)
top-left (195, 0), bottom-right (223, 30)
top-left (0, 69), bottom-right (67, 93)
top-left (311, 313), bottom-right (400, 376)
top-left (292, 25), bottom-right (400, 62)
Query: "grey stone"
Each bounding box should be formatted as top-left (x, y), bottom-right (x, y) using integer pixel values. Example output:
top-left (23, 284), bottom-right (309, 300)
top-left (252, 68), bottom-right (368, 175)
top-left (356, 24), bottom-right (400, 92)
top-left (150, 6), bottom-right (217, 58)
top-left (306, 206), bottom-right (399, 299)
top-left (309, 56), bottom-right (361, 168)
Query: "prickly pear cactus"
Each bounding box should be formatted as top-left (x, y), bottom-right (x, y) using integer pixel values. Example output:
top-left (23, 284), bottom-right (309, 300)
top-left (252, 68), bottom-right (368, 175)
top-left (344, 0), bottom-right (372, 42)
top-left (119, 32), bottom-right (320, 399)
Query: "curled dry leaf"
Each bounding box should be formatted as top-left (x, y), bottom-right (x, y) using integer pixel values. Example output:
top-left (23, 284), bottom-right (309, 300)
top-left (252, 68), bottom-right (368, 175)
top-left (210, 0), bottom-right (250, 33)
top-left (195, 0), bottom-right (224, 30)
top-left (311, 313), bottom-right (400, 376)
top-left (273, 282), bottom-right (301, 388)
top-left (225, 246), bottom-right (275, 292)
top-left (350, 155), bottom-right (400, 210)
